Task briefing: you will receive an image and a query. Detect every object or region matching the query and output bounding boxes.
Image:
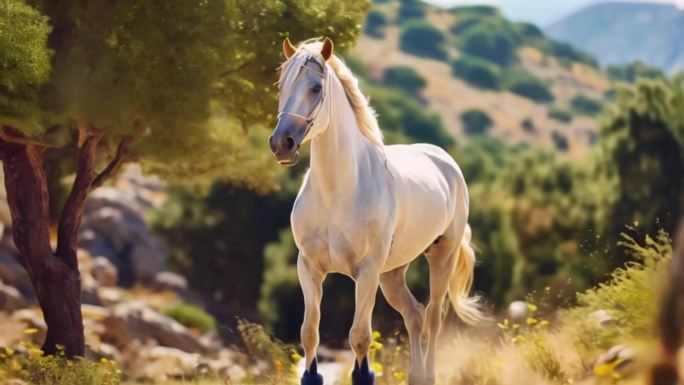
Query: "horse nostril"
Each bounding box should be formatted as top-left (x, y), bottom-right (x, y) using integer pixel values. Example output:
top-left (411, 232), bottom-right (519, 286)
top-left (268, 135), bottom-right (277, 154)
top-left (285, 136), bottom-right (296, 151)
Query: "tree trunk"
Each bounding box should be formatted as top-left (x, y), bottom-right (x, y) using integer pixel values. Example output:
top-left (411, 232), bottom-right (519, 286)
top-left (0, 141), bottom-right (84, 356)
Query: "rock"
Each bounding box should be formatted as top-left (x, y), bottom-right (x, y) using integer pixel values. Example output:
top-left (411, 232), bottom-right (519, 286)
top-left (11, 308), bottom-right (47, 343)
top-left (507, 300), bottom-right (529, 321)
top-left (129, 239), bottom-right (167, 283)
top-left (588, 309), bottom-right (615, 327)
top-left (0, 245), bottom-right (31, 297)
top-left (86, 343), bottom-right (122, 363)
top-left (103, 301), bottom-right (208, 353)
top-left (97, 287), bottom-right (125, 306)
top-left (91, 256), bottom-right (118, 287)
top-left (130, 346), bottom-right (201, 381)
top-left (0, 281), bottom-right (26, 312)
top-left (595, 345), bottom-right (635, 376)
top-left (152, 271), bottom-right (188, 293)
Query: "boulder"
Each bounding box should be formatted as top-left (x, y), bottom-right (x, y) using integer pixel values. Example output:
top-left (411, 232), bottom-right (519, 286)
top-left (152, 271), bottom-right (188, 293)
top-left (91, 256), bottom-right (118, 287)
top-left (86, 342), bottom-right (122, 363)
top-left (588, 309), bottom-right (615, 327)
top-left (126, 345), bottom-right (201, 381)
top-left (11, 308), bottom-right (47, 343)
top-left (0, 281), bottom-right (26, 312)
top-left (507, 301), bottom-right (529, 322)
top-left (102, 301), bottom-right (208, 353)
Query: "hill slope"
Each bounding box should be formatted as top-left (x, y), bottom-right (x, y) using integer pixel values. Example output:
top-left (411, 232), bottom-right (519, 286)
top-left (547, 1), bottom-right (684, 74)
top-left (353, 2), bottom-right (613, 156)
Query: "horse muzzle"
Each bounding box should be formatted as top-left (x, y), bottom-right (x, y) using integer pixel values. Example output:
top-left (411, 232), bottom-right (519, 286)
top-left (268, 133), bottom-right (301, 167)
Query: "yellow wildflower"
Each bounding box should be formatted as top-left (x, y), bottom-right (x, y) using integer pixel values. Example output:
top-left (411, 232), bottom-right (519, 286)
top-left (527, 303), bottom-right (538, 313)
top-left (23, 328), bottom-right (38, 335)
top-left (526, 317), bottom-right (538, 326)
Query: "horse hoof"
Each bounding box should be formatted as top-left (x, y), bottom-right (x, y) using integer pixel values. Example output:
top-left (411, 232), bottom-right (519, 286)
top-left (301, 359), bottom-right (324, 385)
top-left (351, 356), bottom-right (376, 385)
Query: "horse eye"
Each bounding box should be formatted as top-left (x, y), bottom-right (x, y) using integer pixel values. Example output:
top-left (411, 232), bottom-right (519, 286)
top-left (311, 84), bottom-right (322, 93)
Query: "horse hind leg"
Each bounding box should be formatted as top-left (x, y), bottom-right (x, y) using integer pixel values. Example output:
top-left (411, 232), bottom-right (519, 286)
top-left (380, 265), bottom-right (426, 385)
top-left (423, 225), bottom-right (464, 385)
top-left (298, 253), bottom-right (326, 385)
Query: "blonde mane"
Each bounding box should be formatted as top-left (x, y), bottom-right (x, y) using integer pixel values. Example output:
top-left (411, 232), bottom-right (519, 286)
top-left (279, 39), bottom-right (384, 147)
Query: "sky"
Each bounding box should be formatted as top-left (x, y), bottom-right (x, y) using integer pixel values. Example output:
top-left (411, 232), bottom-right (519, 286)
top-left (425, 0), bottom-right (683, 26)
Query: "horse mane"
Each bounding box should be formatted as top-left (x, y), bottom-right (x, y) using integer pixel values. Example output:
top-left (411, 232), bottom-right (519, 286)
top-left (279, 39), bottom-right (384, 147)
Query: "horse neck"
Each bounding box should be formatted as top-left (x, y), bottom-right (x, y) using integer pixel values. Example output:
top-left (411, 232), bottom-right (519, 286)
top-left (309, 75), bottom-right (376, 202)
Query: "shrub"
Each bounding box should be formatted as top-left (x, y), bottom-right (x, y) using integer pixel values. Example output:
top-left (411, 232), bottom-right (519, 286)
top-left (521, 117), bottom-right (535, 132)
top-left (449, 5), bottom-right (500, 17)
top-left (571, 94), bottom-right (602, 116)
top-left (551, 130), bottom-right (569, 151)
top-left (364, 10), bottom-right (387, 38)
top-left (503, 69), bottom-right (554, 103)
top-left (451, 55), bottom-right (501, 89)
top-left (398, 0), bottom-right (425, 22)
top-left (400, 21), bottom-right (448, 61)
top-left (461, 25), bottom-right (518, 67)
top-left (461, 109), bottom-right (493, 135)
top-left (382, 66), bottom-right (426, 95)
top-left (607, 61), bottom-right (665, 82)
top-left (162, 302), bottom-right (217, 333)
top-left (450, 15), bottom-right (482, 35)
top-left (548, 107), bottom-right (573, 123)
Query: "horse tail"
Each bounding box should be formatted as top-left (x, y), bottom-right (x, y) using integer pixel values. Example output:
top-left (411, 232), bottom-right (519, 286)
top-left (448, 223), bottom-right (486, 325)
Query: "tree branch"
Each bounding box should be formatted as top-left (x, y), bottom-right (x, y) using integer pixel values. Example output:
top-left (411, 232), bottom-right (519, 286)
top-left (90, 136), bottom-right (131, 190)
top-left (55, 125), bottom-right (101, 268)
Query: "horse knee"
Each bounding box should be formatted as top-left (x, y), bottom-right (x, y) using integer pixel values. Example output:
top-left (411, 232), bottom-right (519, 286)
top-left (301, 325), bottom-right (319, 352)
top-left (404, 302), bottom-right (424, 335)
top-left (349, 327), bottom-right (371, 356)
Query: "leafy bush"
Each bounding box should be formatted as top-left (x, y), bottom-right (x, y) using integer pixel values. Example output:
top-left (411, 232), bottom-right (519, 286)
top-left (607, 61), bottom-right (665, 83)
top-left (551, 130), bottom-right (569, 151)
top-left (548, 106), bottom-right (573, 123)
top-left (364, 10), bottom-right (387, 38)
top-left (451, 55), bottom-right (501, 89)
top-left (502, 69), bottom-right (554, 103)
top-left (571, 94), bottom-right (602, 116)
top-left (400, 21), bottom-right (448, 61)
top-left (450, 5), bottom-right (500, 17)
top-left (382, 66), bottom-right (426, 95)
top-left (461, 109), bottom-right (493, 135)
top-left (544, 41), bottom-right (598, 67)
top-left (461, 25), bottom-right (518, 67)
top-left (162, 302), bottom-right (217, 333)
top-left (521, 117), bottom-right (535, 132)
top-left (397, 0), bottom-right (425, 22)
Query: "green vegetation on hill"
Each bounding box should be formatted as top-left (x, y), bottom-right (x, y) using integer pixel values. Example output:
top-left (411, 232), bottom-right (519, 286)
top-left (461, 109), bottom-right (493, 135)
top-left (382, 66), bottom-right (426, 96)
top-left (451, 55), bottom-right (501, 90)
top-left (571, 94), bottom-right (603, 116)
top-left (397, 0), bottom-right (425, 22)
top-left (364, 9), bottom-right (387, 38)
top-left (502, 69), bottom-right (554, 103)
top-left (607, 61), bottom-right (665, 83)
top-left (399, 20), bottom-right (447, 61)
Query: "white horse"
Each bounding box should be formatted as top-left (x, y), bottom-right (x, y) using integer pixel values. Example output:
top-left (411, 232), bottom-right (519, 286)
top-left (268, 37), bottom-right (484, 385)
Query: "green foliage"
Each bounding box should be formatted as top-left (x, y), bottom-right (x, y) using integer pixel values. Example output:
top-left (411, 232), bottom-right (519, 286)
top-left (565, 231), bottom-right (671, 353)
top-left (0, 0), bottom-right (52, 134)
top-left (382, 66), bottom-right (426, 95)
top-left (521, 117), bottom-right (535, 132)
top-left (540, 40), bottom-right (597, 67)
top-left (551, 130), bottom-right (569, 152)
top-left (598, 77), bottom-right (684, 247)
top-left (367, 85), bottom-right (453, 148)
top-left (570, 94), bottom-right (602, 116)
top-left (548, 106), bottom-right (573, 123)
top-left (461, 24), bottom-right (518, 67)
top-left (399, 21), bottom-right (447, 61)
top-left (0, 343), bottom-right (120, 385)
top-left (450, 5), bottom-right (500, 17)
top-left (451, 55), bottom-right (501, 90)
top-left (397, 0), bottom-right (425, 22)
top-left (502, 69), bottom-right (554, 103)
top-left (461, 109), bottom-right (493, 135)
top-left (364, 9), bottom-right (387, 38)
top-left (162, 302), bottom-right (217, 333)
top-left (607, 61), bottom-right (665, 83)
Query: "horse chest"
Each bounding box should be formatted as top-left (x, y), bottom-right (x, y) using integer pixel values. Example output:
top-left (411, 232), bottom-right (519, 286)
top-left (291, 194), bottom-right (389, 274)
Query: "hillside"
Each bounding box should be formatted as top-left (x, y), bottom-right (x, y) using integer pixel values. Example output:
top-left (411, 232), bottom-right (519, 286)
top-left (547, 1), bottom-right (684, 74)
top-left (353, 1), bottom-right (614, 157)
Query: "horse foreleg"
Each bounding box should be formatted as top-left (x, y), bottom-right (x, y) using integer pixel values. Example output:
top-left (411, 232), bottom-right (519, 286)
top-left (298, 253), bottom-right (326, 385)
top-left (380, 265), bottom-right (426, 385)
top-left (350, 263), bottom-right (381, 385)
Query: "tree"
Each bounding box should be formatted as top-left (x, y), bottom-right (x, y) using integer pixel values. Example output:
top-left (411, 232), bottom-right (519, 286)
top-left (364, 9), bottom-right (387, 38)
top-left (502, 69), bottom-right (554, 103)
top-left (400, 21), bottom-right (448, 61)
top-left (461, 25), bottom-right (518, 67)
top-left (0, 0), bottom-right (367, 357)
top-left (451, 55), bottom-right (501, 90)
top-left (461, 109), bottom-right (493, 135)
top-left (599, 77), bottom-right (684, 249)
top-left (382, 66), bottom-right (426, 96)
top-left (397, 0), bottom-right (425, 22)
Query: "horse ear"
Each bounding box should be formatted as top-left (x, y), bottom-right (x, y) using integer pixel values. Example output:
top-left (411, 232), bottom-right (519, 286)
top-left (283, 37), bottom-right (296, 59)
top-left (321, 37), bottom-right (334, 61)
